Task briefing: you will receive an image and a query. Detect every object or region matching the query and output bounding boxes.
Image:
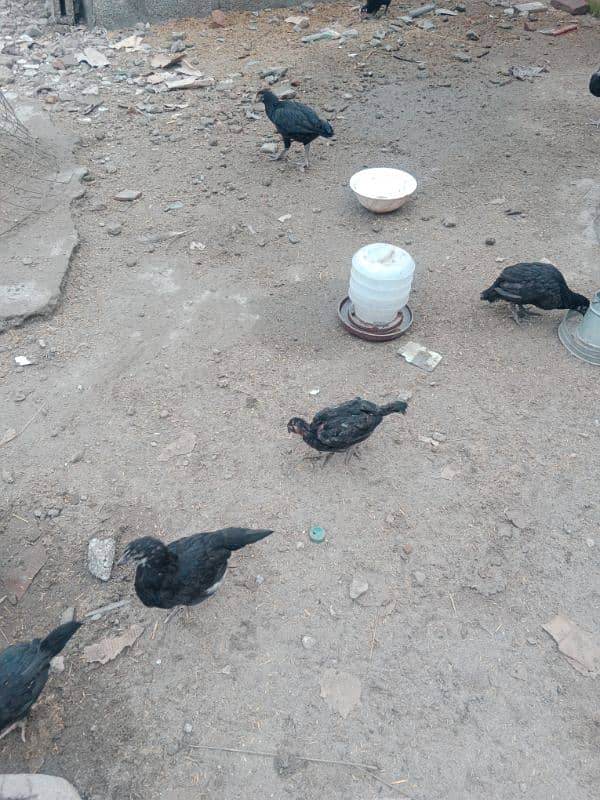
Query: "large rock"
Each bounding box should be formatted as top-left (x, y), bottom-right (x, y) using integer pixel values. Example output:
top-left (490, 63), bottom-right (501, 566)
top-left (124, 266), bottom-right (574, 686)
top-left (0, 100), bottom-right (85, 332)
top-left (0, 774), bottom-right (82, 800)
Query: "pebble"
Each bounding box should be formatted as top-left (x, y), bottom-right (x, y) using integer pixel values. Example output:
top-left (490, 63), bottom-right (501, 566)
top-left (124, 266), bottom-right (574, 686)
top-left (1, 469), bottom-right (15, 484)
top-left (87, 537), bottom-right (116, 582)
top-left (454, 52), bottom-right (472, 63)
top-left (261, 142), bottom-right (278, 154)
top-left (183, 722), bottom-right (193, 733)
top-left (442, 218), bottom-right (457, 228)
top-left (165, 742), bottom-right (179, 756)
top-left (403, 543), bottom-right (413, 555)
top-left (288, 233), bottom-right (300, 244)
top-left (114, 189), bottom-right (141, 201)
top-left (107, 223), bottom-right (122, 236)
top-left (255, 574), bottom-right (265, 585)
top-left (485, 237), bottom-right (496, 245)
top-left (349, 578), bottom-right (369, 600)
top-left (466, 30), bottom-right (479, 40)
top-left (126, 257), bottom-right (138, 267)
top-left (413, 571), bottom-right (426, 585)
top-left (50, 655), bottom-right (65, 673)
top-left (301, 635), bottom-right (316, 649)
top-left (159, 409), bottom-right (171, 419)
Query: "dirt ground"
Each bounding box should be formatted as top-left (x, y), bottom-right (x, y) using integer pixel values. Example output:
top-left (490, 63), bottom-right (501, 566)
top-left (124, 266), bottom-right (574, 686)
top-left (1, 1), bottom-right (599, 798)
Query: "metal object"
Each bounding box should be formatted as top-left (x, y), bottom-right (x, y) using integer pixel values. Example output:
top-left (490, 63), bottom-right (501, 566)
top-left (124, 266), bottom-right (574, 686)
top-left (338, 296), bottom-right (413, 342)
top-left (558, 291), bottom-right (600, 365)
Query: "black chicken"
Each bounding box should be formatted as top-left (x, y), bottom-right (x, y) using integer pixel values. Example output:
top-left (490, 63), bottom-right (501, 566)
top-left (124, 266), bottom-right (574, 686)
top-left (589, 67), bottom-right (600, 97)
top-left (0, 621), bottom-right (82, 742)
top-left (480, 262), bottom-right (589, 323)
top-left (288, 397), bottom-right (408, 463)
top-left (256, 89), bottom-right (334, 170)
top-left (118, 527), bottom-right (273, 620)
top-left (360, 0), bottom-right (391, 18)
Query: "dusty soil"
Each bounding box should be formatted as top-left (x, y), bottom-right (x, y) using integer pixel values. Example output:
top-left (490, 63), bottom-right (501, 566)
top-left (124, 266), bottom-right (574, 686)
top-left (1, 2), bottom-right (599, 798)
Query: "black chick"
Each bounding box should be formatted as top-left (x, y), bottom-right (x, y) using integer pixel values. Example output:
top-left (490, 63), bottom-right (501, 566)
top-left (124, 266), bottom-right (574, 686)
top-left (288, 397), bottom-right (408, 463)
top-left (480, 262), bottom-right (589, 324)
top-left (0, 621), bottom-right (82, 742)
top-left (360, 0), bottom-right (391, 18)
top-left (118, 528), bottom-right (273, 619)
top-left (256, 89), bottom-right (334, 170)
top-left (589, 67), bottom-right (600, 97)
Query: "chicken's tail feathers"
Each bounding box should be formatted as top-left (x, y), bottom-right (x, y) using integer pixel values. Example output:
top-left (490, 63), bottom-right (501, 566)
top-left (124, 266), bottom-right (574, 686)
top-left (220, 528), bottom-right (274, 551)
top-left (379, 400), bottom-right (408, 416)
top-left (40, 621), bottom-right (83, 658)
top-left (320, 120), bottom-right (334, 138)
top-left (480, 286), bottom-right (499, 303)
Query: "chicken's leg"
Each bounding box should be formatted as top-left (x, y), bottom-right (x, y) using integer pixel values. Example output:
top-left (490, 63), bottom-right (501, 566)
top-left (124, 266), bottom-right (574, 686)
top-left (0, 719), bottom-right (26, 743)
top-left (270, 138), bottom-right (291, 162)
top-left (510, 303), bottom-right (524, 324)
top-left (300, 142), bottom-right (310, 172)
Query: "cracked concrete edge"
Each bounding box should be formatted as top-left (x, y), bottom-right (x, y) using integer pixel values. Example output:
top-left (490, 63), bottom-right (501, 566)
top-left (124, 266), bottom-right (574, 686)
top-left (0, 101), bottom-right (85, 334)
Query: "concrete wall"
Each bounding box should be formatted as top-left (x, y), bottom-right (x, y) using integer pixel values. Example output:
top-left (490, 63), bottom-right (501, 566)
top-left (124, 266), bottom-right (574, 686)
top-left (80, 0), bottom-right (300, 28)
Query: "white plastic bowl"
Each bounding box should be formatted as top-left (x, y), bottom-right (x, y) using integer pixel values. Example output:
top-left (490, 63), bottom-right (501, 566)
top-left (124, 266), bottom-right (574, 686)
top-left (350, 167), bottom-right (417, 213)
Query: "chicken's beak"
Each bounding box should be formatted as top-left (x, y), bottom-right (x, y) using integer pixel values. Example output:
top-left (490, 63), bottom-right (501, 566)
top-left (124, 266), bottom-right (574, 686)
top-left (116, 552), bottom-right (129, 567)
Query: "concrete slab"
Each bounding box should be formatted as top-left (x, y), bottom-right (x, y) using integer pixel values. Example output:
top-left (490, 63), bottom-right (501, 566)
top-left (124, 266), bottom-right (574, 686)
top-left (0, 774), bottom-right (82, 799)
top-left (0, 101), bottom-right (84, 333)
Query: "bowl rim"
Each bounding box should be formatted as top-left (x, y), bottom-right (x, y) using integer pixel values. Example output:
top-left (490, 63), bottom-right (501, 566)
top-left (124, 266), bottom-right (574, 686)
top-left (349, 167), bottom-right (418, 200)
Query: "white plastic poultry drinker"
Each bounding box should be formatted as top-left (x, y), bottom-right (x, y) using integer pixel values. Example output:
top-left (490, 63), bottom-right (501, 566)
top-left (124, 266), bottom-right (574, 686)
top-left (349, 243), bottom-right (415, 326)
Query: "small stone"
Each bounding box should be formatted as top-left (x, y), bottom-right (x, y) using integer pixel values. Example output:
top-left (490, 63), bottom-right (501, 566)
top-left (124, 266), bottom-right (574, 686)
top-left (87, 537), bottom-right (116, 582)
top-left (171, 31), bottom-right (186, 40)
top-left (46, 507), bottom-right (61, 519)
top-left (550, 0), bottom-right (588, 12)
top-left (349, 578), bottom-right (369, 600)
top-left (107, 223), bottom-right (122, 236)
top-left (183, 722), bottom-right (193, 733)
top-left (466, 29), bottom-right (479, 40)
top-left (208, 137), bottom-right (218, 147)
top-left (431, 431), bottom-right (447, 442)
top-left (442, 217), bottom-right (457, 228)
top-left (403, 543), bottom-right (413, 555)
top-left (485, 237), bottom-right (496, 246)
top-left (114, 189), bottom-right (141, 201)
top-left (255, 574), bottom-right (264, 585)
top-left (126, 407), bottom-right (136, 416)
top-left (24, 24), bottom-right (42, 37)
top-left (261, 142), bottom-right (278, 154)
top-left (126, 257), bottom-right (138, 267)
top-left (50, 655), bottom-right (65, 673)
top-left (454, 51), bottom-right (472, 63)
top-left (211, 9), bottom-right (227, 26)
top-left (301, 635), bottom-right (316, 649)
top-left (413, 571), bottom-right (426, 585)
top-left (170, 41), bottom-right (186, 53)
top-left (159, 409), bottom-right (171, 419)
top-left (2, 468), bottom-right (15, 484)
top-left (165, 742), bottom-right (179, 756)
top-left (288, 233), bottom-right (300, 244)
top-left (285, 15), bottom-right (310, 27)
top-left (221, 664), bottom-right (232, 674)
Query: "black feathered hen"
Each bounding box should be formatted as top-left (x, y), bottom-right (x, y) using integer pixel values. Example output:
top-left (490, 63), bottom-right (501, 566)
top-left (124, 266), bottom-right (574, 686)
top-left (590, 67), bottom-right (600, 97)
top-left (118, 528), bottom-right (273, 619)
top-left (480, 262), bottom-right (589, 323)
top-left (256, 89), bottom-right (334, 170)
top-left (288, 397), bottom-right (408, 463)
top-left (0, 621), bottom-right (82, 742)
top-left (360, 0), bottom-right (391, 18)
